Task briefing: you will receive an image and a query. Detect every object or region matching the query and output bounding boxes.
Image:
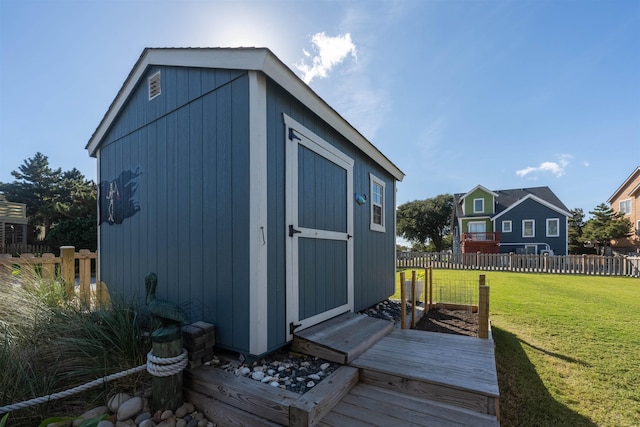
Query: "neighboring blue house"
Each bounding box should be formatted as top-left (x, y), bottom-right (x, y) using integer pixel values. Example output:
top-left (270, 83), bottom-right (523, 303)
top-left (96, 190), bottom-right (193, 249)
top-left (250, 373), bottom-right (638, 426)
top-left (85, 48), bottom-right (404, 358)
top-left (452, 185), bottom-right (571, 255)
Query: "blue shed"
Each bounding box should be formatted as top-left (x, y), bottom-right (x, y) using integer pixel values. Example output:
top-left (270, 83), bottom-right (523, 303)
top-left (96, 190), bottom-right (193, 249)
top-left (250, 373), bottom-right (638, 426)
top-left (86, 48), bottom-right (404, 358)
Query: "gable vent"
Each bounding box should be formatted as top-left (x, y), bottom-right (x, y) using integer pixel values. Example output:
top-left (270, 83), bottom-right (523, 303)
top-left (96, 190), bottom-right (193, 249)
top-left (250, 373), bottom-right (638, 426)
top-left (148, 71), bottom-right (161, 100)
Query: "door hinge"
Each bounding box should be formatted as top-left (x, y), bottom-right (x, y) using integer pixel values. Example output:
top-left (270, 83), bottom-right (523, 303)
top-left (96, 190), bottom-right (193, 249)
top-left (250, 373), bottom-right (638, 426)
top-left (290, 321), bottom-right (302, 335)
top-left (289, 224), bottom-right (301, 237)
top-left (288, 128), bottom-right (301, 141)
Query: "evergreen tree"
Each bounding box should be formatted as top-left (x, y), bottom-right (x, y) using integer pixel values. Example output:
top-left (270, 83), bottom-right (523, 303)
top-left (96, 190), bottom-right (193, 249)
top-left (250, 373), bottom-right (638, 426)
top-left (581, 203), bottom-right (632, 254)
top-left (0, 153), bottom-right (97, 250)
top-left (568, 208), bottom-right (589, 254)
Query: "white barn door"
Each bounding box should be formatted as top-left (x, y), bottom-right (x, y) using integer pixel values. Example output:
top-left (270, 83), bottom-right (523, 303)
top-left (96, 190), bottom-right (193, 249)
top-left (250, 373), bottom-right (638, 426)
top-left (284, 114), bottom-right (354, 340)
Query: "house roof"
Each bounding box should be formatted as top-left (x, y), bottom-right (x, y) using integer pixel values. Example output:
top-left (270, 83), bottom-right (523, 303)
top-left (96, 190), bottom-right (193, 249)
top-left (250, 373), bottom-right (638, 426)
top-left (85, 47), bottom-right (404, 182)
top-left (458, 185), bottom-right (499, 201)
top-left (607, 166), bottom-right (640, 203)
top-left (453, 186), bottom-right (571, 219)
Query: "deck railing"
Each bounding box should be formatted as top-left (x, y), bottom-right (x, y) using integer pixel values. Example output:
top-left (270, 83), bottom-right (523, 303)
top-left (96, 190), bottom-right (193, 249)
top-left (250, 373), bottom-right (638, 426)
top-left (397, 251), bottom-right (640, 277)
top-left (0, 246), bottom-right (108, 308)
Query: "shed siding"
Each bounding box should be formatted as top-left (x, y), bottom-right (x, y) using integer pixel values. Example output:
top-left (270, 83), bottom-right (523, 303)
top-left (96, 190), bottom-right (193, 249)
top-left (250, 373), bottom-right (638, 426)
top-left (98, 67), bottom-right (252, 353)
top-left (265, 81), bottom-right (395, 351)
top-left (497, 198), bottom-right (567, 254)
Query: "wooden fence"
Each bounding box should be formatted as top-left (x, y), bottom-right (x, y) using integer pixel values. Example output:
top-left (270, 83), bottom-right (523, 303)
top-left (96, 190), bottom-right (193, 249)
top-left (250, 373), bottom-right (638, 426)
top-left (0, 246), bottom-right (108, 309)
top-left (398, 251), bottom-right (640, 277)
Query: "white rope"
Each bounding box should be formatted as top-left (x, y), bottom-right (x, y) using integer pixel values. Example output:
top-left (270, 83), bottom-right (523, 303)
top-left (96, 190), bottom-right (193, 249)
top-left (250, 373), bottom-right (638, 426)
top-left (146, 348), bottom-right (188, 377)
top-left (0, 364), bottom-right (147, 414)
top-left (0, 349), bottom-right (189, 414)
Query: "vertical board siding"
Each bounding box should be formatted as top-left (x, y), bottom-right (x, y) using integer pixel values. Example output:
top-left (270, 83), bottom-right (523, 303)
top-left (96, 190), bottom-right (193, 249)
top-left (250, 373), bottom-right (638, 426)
top-left (98, 68), bottom-right (251, 354)
top-left (298, 239), bottom-right (347, 320)
top-left (297, 145), bottom-right (347, 233)
top-left (266, 80), bottom-right (396, 352)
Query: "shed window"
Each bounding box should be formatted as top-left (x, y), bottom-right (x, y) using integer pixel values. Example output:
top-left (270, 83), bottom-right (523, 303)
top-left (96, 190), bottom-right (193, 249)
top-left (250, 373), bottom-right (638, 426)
top-left (522, 219), bottom-right (535, 238)
top-left (546, 218), bottom-right (559, 237)
top-left (473, 198), bottom-right (484, 213)
top-left (148, 71), bottom-right (161, 100)
top-left (502, 220), bottom-right (512, 233)
top-left (370, 173), bottom-right (385, 232)
top-left (620, 199), bottom-right (632, 215)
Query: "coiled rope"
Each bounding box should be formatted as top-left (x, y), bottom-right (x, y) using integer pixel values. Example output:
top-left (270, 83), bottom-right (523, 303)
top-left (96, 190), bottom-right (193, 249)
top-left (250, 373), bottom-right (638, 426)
top-left (0, 349), bottom-right (188, 414)
top-left (146, 348), bottom-right (188, 377)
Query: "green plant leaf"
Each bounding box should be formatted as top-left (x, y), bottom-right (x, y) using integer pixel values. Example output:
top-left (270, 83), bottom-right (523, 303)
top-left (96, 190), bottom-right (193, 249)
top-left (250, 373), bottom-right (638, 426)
top-left (38, 416), bottom-right (78, 427)
top-left (1, 413), bottom-right (9, 427)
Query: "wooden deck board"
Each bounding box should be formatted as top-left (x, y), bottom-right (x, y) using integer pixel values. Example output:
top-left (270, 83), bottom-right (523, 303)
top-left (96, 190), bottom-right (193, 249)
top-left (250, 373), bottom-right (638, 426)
top-left (352, 329), bottom-right (500, 397)
top-left (318, 384), bottom-right (498, 427)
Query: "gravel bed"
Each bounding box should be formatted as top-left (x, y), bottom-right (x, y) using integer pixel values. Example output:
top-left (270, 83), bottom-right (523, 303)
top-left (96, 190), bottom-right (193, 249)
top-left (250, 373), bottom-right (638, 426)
top-left (358, 299), bottom-right (411, 323)
top-left (209, 350), bottom-right (339, 394)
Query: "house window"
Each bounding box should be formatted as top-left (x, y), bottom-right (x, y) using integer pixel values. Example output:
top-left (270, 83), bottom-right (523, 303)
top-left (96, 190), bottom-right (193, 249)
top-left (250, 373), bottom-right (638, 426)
top-left (637, 220), bottom-right (640, 237)
top-left (525, 244), bottom-right (537, 254)
top-left (502, 220), bottom-right (512, 233)
top-left (620, 199), bottom-right (632, 215)
top-left (473, 198), bottom-right (484, 213)
top-left (522, 219), bottom-right (535, 238)
top-left (370, 173), bottom-right (385, 232)
top-left (546, 218), bottom-right (559, 237)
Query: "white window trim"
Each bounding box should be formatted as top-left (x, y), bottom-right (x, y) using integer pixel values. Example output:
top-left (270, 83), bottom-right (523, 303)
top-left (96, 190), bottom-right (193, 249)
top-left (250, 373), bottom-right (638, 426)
top-left (502, 220), bottom-right (512, 233)
top-left (370, 173), bottom-right (385, 232)
top-left (620, 199), bottom-right (632, 215)
top-left (473, 198), bottom-right (484, 213)
top-left (546, 218), bottom-right (560, 237)
top-left (522, 219), bottom-right (535, 238)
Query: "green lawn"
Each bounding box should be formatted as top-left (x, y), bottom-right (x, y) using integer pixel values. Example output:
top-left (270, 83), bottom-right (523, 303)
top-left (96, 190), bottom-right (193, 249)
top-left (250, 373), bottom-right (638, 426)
top-left (417, 270), bottom-right (640, 427)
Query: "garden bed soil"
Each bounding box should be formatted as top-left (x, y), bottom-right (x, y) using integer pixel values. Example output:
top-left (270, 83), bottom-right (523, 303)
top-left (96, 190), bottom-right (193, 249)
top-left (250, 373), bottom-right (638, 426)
top-left (414, 307), bottom-right (479, 337)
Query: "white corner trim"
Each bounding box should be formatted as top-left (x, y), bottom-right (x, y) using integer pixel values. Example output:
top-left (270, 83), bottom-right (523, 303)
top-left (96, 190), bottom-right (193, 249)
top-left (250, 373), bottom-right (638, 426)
top-left (248, 71), bottom-right (268, 355)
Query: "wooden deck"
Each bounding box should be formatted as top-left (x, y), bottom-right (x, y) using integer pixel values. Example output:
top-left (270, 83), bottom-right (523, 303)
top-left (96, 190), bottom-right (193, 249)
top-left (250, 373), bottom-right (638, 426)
top-left (184, 312), bottom-right (500, 426)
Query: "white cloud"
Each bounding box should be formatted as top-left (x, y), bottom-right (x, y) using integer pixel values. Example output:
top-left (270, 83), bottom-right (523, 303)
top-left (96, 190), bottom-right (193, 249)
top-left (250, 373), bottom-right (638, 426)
top-left (295, 32), bottom-right (357, 84)
top-left (516, 154), bottom-right (572, 178)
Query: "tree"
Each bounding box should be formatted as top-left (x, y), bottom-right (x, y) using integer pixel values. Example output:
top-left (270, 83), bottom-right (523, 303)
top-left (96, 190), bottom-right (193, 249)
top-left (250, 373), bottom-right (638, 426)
top-left (568, 208), bottom-right (590, 254)
top-left (396, 194), bottom-right (453, 252)
top-left (581, 203), bottom-right (632, 255)
top-left (0, 153), bottom-right (97, 250)
top-left (0, 152), bottom-right (62, 238)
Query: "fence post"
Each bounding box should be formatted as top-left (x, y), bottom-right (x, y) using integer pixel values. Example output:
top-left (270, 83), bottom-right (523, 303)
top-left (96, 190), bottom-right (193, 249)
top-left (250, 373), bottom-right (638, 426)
top-left (478, 274), bottom-right (489, 339)
top-left (411, 270), bottom-right (417, 329)
top-left (60, 246), bottom-right (75, 299)
top-left (400, 271), bottom-right (406, 329)
top-left (428, 266), bottom-right (433, 310)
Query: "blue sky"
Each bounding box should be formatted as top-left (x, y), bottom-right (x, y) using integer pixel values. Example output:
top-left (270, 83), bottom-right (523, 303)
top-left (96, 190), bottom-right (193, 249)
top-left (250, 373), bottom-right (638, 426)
top-left (1, 0), bottom-right (638, 217)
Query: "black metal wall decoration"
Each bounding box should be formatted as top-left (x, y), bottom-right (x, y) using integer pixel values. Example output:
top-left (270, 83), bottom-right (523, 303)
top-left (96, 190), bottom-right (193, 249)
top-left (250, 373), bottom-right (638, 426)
top-left (99, 167), bottom-right (142, 225)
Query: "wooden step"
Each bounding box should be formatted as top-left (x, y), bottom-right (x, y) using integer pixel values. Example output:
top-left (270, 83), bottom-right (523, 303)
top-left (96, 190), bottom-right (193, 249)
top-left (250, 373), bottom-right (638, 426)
top-left (184, 365), bottom-right (359, 426)
top-left (292, 312), bottom-right (394, 364)
top-left (316, 383), bottom-right (499, 427)
top-left (350, 329), bottom-right (499, 416)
